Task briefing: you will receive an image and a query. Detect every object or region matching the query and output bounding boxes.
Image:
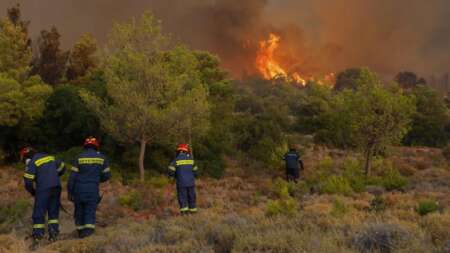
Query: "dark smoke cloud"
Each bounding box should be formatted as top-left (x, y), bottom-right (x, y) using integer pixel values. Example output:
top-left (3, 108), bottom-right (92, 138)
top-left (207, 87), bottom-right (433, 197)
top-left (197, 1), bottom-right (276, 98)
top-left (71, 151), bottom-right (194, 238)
top-left (0, 0), bottom-right (449, 78)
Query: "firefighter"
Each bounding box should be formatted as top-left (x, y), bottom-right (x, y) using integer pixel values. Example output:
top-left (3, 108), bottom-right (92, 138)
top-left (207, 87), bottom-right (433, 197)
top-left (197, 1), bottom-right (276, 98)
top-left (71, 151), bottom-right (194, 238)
top-left (68, 137), bottom-right (111, 238)
top-left (21, 147), bottom-right (66, 243)
top-left (283, 146), bottom-right (304, 183)
top-left (168, 144), bottom-right (198, 215)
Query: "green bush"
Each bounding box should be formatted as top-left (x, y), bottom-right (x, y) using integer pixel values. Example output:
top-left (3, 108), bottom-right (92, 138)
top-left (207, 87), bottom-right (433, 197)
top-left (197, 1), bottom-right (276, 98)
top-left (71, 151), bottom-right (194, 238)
top-left (369, 195), bottom-right (387, 213)
top-left (266, 197), bottom-right (297, 217)
top-left (381, 167), bottom-right (408, 191)
top-left (272, 178), bottom-right (290, 198)
top-left (416, 200), bottom-right (439, 216)
top-left (145, 176), bottom-right (170, 189)
top-left (307, 156), bottom-right (334, 185)
top-left (342, 158), bottom-right (366, 192)
top-left (119, 191), bottom-right (143, 211)
top-left (320, 176), bottom-right (353, 195)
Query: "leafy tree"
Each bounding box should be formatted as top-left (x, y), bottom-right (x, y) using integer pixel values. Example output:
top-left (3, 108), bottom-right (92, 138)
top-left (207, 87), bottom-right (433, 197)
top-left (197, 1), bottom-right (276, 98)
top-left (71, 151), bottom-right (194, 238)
top-left (0, 18), bottom-right (31, 79)
top-left (66, 33), bottom-right (98, 82)
top-left (82, 13), bottom-right (209, 181)
top-left (31, 27), bottom-right (68, 85)
top-left (334, 68), bottom-right (379, 91)
top-left (403, 85), bottom-right (449, 147)
top-left (336, 82), bottom-right (415, 176)
top-left (395, 71), bottom-right (426, 89)
top-left (38, 85), bottom-right (100, 150)
top-left (6, 4), bottom-right (30, 44)
top-left (0, 18), bottom-right (51, 128)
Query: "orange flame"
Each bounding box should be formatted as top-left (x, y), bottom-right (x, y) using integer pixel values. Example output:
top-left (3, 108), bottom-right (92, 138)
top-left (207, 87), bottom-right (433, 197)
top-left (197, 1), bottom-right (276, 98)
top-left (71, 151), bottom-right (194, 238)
top-left (256, 33), bottom-right (306, 85)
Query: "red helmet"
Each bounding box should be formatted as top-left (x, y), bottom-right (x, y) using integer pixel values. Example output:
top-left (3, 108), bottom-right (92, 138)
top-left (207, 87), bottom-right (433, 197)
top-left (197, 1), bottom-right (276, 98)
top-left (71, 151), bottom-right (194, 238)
top-left (176, 143), bottom-right (190, 153)
top-left (19, 147), bottom-right (34, 161)
top-left (84, 137), bottom-right (100, 149)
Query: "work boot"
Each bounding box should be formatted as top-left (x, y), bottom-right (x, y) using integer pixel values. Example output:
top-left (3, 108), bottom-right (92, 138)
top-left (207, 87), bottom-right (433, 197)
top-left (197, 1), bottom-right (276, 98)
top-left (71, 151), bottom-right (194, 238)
top-left (77, 229), bottom-right (84, 238)
top-left (83, 228), bottom-right (95, 238)
top-left (48, 231), bottom-right (58, 242)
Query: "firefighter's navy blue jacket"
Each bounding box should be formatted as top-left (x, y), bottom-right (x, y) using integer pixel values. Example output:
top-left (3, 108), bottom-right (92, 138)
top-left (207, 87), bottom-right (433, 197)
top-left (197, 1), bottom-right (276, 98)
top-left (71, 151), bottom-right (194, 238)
top-left (23, 153), bottom-right (66, 194)
top-left (168, 152), bottom-right (198, 187)
top-left (283, 151), bottom-right (300, 169)
top-left (23, 153), bottom-right (65, 237)
top-left (68, 148), bottom-right (111, 195)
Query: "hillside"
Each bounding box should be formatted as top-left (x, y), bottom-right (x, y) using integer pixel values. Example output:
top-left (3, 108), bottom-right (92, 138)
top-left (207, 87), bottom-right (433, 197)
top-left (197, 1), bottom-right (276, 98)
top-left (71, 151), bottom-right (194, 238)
top-left (0, 146), bottom-right (449, 253)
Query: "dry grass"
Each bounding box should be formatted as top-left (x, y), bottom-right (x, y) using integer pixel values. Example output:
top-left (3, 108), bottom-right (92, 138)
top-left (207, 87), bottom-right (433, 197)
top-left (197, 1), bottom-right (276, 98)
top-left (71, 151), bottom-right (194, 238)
top-left (0, 146), bottom-right (449, 252)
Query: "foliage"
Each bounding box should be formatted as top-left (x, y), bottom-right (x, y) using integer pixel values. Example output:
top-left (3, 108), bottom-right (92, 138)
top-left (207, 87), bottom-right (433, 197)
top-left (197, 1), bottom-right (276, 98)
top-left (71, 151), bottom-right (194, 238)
top-left (31, 26), bottom-right (69, 85)
top-left (0, 74), bottom-right (52, 127)
top-left (323, 75), bottom-right (415, 176)
top-left (38, 84), bottom-right (100, 150)
top-left (320, 175), bottom-right (353, 195)
top-left (66, 33), bottom-right (98, 81)
top-left (0, 18), bottom-right (30, 79)
top-left (334, 67), bottom-right (380, 91)
top-left (416, 200), bottom-right (439, 216)
top-left (403, 85), bottom-right (449, 147)
top-left (342, 158), bottom-right (367, 192)
top-left (295, 83), bottom-right (333, 134)
top-left (395, 71), bottom-right (426, 89)
top-left (0, 199), bottom-right (30, 232)
top-left (82, 13), bottom-right (209, 180)
top-left (369, 195), bottom-right (387, 213)
top-left (381, 166), bottom-right (408, 191)
top-left (119, 190), bottom-right (143, 211)
top-left (266, 198), bottom-right (297, 217)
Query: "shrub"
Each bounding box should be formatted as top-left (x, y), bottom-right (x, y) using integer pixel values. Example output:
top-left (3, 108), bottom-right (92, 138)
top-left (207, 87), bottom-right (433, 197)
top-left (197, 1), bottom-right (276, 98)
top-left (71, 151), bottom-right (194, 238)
top-left (320, 176), bottom-right (353, 195)
top-left (342, 158), bottom-right (366, 192)
top-left (381, 167), bottom-right (408, 191)
top-left (352, 223), bottom-right (409, 253)
top-left (369, 195), bottom-right (387, 213)
top-left (421, 212), bottom-right (450, 246)
top-left (272, 178), bottom-right (290, 198)
top-left (266, 197), bottom-right (297, 217)
top-left (119, 191), bottom-right (143, 211)
top-left (416, 200), bottom-right (439, 216)
top-left (145, 176), bottom-right (170, 189)
top-left (0, 199), bottom-right (30, 232)
top-left (331, 198), bottom-right (348, 218)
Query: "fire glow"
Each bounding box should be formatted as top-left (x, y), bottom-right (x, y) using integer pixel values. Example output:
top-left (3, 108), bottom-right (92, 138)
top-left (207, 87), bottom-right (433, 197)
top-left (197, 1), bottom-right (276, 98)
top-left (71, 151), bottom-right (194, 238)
top-left (256, 33), bottom-right (306, 85)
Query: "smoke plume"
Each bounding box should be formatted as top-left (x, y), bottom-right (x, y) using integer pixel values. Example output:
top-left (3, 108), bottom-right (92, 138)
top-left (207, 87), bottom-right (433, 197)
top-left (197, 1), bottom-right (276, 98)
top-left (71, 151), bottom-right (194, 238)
top-left (1, 0), bottom-right (449, 78)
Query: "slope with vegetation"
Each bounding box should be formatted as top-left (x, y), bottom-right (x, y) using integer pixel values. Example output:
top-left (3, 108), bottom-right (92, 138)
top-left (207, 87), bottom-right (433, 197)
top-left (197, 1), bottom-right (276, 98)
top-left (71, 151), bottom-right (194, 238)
top-left (0, 4), bottom-right (449, 253)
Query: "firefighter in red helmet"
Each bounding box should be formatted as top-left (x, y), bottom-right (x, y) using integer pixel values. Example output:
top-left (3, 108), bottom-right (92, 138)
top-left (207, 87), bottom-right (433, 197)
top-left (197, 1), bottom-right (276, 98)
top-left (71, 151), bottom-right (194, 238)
top-left (168, 144), bottom-right (198, 214)
top-left (68, 137), bottom-right (111, 238)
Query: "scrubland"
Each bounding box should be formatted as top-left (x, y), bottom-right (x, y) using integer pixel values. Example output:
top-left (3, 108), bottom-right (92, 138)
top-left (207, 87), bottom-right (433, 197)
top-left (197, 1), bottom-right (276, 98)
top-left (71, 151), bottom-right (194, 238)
top-left (0, 146), bottom-right (449, 253)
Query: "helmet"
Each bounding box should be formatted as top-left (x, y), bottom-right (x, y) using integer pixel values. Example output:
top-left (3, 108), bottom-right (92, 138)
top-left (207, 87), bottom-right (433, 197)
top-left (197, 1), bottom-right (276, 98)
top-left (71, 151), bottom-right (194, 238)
top-left (84, 136), bottom-right (100, 149)
top-left (176, 143), bottom-right (190, 153)
top-left (19, 147), bottom-right (34, 161)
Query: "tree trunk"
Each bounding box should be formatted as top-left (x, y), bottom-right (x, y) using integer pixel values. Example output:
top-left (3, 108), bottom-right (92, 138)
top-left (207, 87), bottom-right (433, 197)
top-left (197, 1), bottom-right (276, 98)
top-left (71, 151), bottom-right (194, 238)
top-left (139, 137), bottom-right (147, 182)
top-left (364, 146), bottom-right (373, 177)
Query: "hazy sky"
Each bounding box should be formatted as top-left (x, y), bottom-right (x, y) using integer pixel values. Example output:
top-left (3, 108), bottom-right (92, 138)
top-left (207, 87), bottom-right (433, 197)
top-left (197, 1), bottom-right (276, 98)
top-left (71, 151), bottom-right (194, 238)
top-left (1, 0), bottom-right (449, 78)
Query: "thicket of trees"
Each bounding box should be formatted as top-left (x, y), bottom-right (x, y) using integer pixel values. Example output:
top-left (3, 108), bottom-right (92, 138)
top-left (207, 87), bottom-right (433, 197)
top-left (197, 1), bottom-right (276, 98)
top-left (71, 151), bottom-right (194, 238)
top-left (1, 5), bottom-right (449, 179)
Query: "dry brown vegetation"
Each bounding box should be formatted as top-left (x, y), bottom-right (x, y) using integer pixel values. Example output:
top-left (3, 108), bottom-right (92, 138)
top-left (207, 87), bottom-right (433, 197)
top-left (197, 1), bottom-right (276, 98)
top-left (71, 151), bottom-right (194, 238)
top-left (0, 146), bottom-right (449, 253)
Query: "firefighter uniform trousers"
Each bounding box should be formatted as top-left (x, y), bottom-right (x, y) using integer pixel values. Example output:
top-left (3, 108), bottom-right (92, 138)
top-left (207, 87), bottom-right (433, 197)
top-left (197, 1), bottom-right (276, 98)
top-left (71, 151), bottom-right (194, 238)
top-left (74, 193), bottom-right (98, 232)
top-left (177, 186), bottom-right (196, 212)
top-left (32, 187), bottom-right (61, 238)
